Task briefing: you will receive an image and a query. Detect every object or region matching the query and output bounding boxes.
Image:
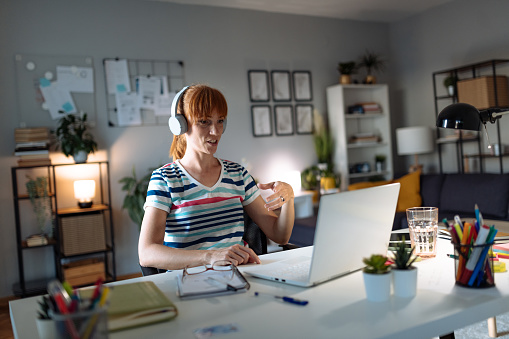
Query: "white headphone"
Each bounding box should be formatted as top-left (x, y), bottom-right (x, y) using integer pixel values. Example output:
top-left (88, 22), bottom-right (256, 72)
top-left (168, 86), bottom-right (190, 135)
top-left (168, 85), bottom-right (227, 135)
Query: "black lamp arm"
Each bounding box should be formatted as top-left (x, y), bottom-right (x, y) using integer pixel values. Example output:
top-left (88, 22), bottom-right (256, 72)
top-left (481, 108), bottom-right (509, 124)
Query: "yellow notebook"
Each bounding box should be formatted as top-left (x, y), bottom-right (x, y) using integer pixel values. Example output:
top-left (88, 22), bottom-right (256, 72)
top-left (80, 281), bottom-right (178, 331)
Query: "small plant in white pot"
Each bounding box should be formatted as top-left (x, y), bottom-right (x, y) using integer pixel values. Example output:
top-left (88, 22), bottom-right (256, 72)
top-left (391, 236), bottom-right (418, 298)
top-left (362, 254), bottom-right (391, 302)
top-left (55, 112), bottom-right (97, 163)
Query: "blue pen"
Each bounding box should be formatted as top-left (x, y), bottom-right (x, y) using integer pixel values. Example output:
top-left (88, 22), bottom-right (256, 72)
top-left (254, 292), bottom-right (309, 306)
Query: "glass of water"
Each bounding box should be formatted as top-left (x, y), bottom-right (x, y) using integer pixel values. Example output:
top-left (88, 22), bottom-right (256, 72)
top-left (406, 207), bottom-right (438, 258)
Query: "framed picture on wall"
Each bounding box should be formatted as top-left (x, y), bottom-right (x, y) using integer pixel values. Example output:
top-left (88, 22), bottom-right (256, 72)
top-left (293, 71), bottom-right (312, 101)
top-left (248, 70), bottom-right (270, 102)
top-left (274, 105), bottom-right (294, 135)
top-left (271, 71), bottom-right (291, 101)
top-left (251, 105), bottom-right (272, 137)
top-left (295, 104), bottom-right (313, 134)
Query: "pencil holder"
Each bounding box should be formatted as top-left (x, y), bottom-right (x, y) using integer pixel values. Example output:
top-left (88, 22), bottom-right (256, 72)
top-left (49, 306), bottom-right (109, 339)
top-left (453, 242), bottom-right (495, 288)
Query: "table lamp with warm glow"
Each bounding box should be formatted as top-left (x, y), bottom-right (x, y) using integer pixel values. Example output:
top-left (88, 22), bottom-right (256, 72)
top-left (74, 180), bottom-right (95, 208)
top-left (396, 126), bottom-right (434, 172)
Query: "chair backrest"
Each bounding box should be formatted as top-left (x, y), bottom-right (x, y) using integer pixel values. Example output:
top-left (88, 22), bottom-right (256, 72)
top-left (242, 210), bottom-right (268, 255)
top-left (139, 209), bottom-right (268, 276)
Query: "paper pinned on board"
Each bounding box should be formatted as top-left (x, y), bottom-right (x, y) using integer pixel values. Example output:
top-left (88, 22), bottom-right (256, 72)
top-left (56, 65), bottom-right (94, 93)
top-left (104, 59), bottom-right (131, 94)
top-left (39, 78), bottom-right (77, 120)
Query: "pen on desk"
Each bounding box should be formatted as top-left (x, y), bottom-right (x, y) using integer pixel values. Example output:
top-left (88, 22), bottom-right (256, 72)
top-left (447, 254), bottom-right (459, 259)
top-left (254, 292), bottom-right (309, 306)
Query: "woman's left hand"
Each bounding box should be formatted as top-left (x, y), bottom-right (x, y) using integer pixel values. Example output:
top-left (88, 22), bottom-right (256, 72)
top-left (257, 181), bottom-right (294, 211)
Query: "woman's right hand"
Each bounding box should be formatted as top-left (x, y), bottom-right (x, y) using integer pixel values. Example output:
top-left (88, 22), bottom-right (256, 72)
top-left (210, 244), bottom-right (261, 266)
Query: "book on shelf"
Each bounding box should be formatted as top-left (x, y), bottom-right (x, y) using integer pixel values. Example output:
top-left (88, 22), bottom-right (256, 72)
top-left (79, 281), bottom-right (178, 331)
top-left (25, 234), bottom-right (48, 247)
top-left (17, 153), bottom-right (50, 160)
top-left (349, 134), bottom-right (380, 144)
top-left (357, 102), bottom-right (383, 113)
top-left (17, 158), bottom-right (52, 167)
top-left (14, 127), bottom-right (50, 143)
top-left (13, 149), bottom-right (49, 156)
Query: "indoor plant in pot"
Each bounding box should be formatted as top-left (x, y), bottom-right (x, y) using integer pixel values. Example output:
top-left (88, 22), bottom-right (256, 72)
top-left (55, 113), bottom-right (97, 163)
top-left (443, 74), bottom-right (458, 96)
top-left (119, 166), bottom-right (154, 228)
top-left (362, 253), bottom-right (391, 302)
top-left (358, 50), bottom-right (386, 84)
top-left (337, 61), bottom-right (358, 84)
top-left (391, 236), bottom-right (418, 298)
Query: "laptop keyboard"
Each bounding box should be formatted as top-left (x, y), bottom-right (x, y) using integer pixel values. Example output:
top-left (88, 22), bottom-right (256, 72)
top-left (264, 257), bottom-right (311, 282)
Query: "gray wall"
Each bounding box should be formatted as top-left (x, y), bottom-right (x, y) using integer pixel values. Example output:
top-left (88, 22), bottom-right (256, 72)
top-left (0, 0), bottom-right (390, 297)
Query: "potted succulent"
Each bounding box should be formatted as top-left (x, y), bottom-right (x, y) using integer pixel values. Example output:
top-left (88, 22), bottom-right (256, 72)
top-left (443, 74), bottom-right (458, 96)
top-left (391, 236), bottom-right (418, 298)
top-left (362, 254), bottom-right (391, 302)
top-left (337, 61), bottom-right (358, 84)
top-left (359, 50), bottom-right (386, 84)
top-left (55, 113), bottom-right (97, 163)
top-left (36, 296), bottom-right (57, 339)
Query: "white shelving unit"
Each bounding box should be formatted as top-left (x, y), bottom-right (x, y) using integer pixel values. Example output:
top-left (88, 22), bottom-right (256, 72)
top-left (326, 84), bottom-right (393, 191)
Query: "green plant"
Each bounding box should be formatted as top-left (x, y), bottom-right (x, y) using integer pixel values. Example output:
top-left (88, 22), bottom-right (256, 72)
top-left (443, 75), bottom-right (458, 88)
top-left (25, 176), bottom-right (53, 236)
top-left (119, 166), bottom-right (154, 227)
top-left (337, 61), bottom-right (358, 75)
top-left (362, 254), bottom-right (390, 274)
top-left (359, 50), bottom-right (386, 76)
top-left (313, 110), bottom-right (334, 165)
top-left (37, 296), bottom-right (51, 320)
top-left (301, 166), bottom-right (319, 190)
top-left (375, 154), bottom-right (386, 163)
top-left (391, 236), bottom-right (417, 270)
top-left (55, 113), bottom-right (97, 157)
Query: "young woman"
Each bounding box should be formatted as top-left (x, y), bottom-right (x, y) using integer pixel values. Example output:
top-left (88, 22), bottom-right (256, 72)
top-left (138, 84), bottom-right (295, 270)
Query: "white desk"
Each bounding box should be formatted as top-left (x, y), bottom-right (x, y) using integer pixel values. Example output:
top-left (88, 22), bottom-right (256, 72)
top-left (10, 238), bottom-right (509, 339)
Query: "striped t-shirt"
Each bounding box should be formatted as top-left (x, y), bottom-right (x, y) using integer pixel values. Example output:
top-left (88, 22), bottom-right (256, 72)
top-left (144, 159), bottom-right (260, 250)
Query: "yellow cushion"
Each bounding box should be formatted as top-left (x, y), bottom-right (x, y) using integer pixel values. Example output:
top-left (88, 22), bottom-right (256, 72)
top-left (348, 180), bottom-right (391, 191)
top-left (348, 171), bottom-right (421, 212)
top-left (393, 170), bottom-right (421, 212)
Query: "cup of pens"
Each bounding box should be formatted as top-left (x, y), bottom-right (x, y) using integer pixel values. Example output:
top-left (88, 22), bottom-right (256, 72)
top-left (46, 279), bottom-right (110, 339)
top-left (453, 242), bottom-right (495, 288)
top-left (50, 306), bottom-right (109, 339)
top-left (450, 217), bottom-right (497, 288)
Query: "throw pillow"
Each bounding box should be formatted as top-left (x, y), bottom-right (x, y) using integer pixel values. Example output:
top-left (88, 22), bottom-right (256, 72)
top-left (393, 170), bottom-right (422, 212)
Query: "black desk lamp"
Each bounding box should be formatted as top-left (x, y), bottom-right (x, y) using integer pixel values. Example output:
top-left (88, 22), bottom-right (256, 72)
top-left (436, 103), bottom-right (509, 147)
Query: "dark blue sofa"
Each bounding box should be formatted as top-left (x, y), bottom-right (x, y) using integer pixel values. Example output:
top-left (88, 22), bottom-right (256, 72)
top-left (290, 173), bottom-right (509, 247)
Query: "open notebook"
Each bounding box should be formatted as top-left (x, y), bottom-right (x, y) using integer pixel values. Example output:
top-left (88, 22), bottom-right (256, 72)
top-left (242, 183), bottom-right (400, 287)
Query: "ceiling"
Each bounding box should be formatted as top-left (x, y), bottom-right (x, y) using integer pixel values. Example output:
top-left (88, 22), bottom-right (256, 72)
top-left (148, 0), bottom-right (455, 23)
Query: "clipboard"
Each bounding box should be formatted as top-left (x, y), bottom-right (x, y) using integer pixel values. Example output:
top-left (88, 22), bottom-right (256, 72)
top-left (177, 266), bottom-right (250, 300)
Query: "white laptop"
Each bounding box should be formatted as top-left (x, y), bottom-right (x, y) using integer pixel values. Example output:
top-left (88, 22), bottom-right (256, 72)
top-left (242, 183), bottom-right (400, 287)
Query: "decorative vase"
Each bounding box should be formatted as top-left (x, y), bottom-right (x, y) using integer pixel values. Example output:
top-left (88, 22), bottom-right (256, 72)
top-left (73, 150), bottom-right (88, 163)
top-left (363, 271), bottom-right (391, 302)
top-left (375, 161), bottom-right (384, 172)
top-left (392, 267), bottom-right (418, 298)
top-left (447, 85), bottom-right (455, 96)
top-left (340, 74), bottom-right (351, 84)
top-left (36, 318), bottom-right (57, 339)
top-left (365, 75), bottom-right (376, 84)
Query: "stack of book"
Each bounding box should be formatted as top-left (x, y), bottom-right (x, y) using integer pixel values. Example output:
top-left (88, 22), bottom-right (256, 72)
top-left (349, 133), bottom-right (380, 144)
top-left (14, 127), bottom-right (51, 167)
top-left (25, 234), bottom-right (48, 247)
top-left (357, 102), bottom-right (382, 114)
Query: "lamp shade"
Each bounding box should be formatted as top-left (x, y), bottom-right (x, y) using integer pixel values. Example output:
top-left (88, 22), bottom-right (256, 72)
top-left (396, 126), bottom-right (434, 155)
top-left (74, 180), bottom-right (95, 208)
top-left (436, 103), bottom-right (481, 131)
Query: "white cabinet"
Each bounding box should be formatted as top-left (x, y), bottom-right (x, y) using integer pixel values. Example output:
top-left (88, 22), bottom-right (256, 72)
top-left (326, 84), bottom-right (393, 191)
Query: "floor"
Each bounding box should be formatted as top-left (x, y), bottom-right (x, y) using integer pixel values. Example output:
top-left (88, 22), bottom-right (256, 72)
top-left (0, 272), bottom-right (142, 339)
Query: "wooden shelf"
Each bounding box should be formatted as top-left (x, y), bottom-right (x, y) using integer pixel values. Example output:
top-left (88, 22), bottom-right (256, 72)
top-left (57, 203), bottom-right (109, 215)
top-left (347, 142), bottom-right (387, 149)
top-left (345, 113), bottom-right (384, 119)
